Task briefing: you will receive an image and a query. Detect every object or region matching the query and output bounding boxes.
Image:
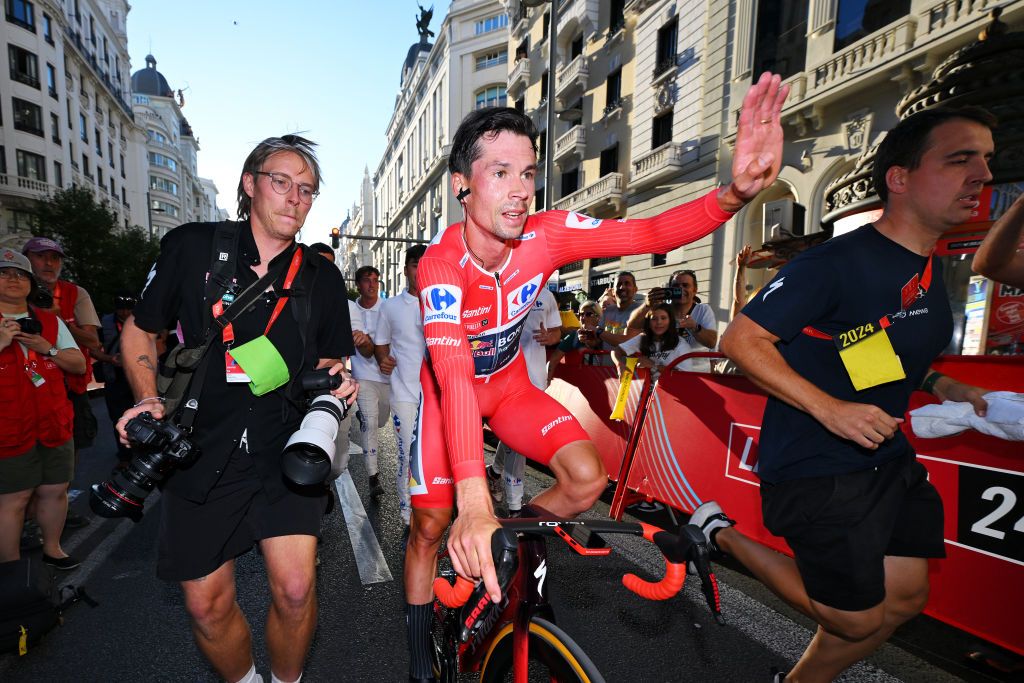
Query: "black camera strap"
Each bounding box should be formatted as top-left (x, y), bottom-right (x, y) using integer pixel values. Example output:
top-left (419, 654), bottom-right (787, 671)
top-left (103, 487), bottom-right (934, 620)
top-left (175, 247), bottom-right (295, 433)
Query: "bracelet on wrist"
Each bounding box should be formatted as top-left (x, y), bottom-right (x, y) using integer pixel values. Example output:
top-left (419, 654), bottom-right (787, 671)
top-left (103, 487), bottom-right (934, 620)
top-left (920, 371), bottom-right (945, 395)
top-left (133, 396), bottom-right (165, 408)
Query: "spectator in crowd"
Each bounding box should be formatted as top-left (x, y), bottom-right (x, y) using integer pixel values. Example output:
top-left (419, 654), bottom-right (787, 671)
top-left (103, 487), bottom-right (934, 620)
top-left (374, 245), bottom-right (428, 527)
top-left (116, 134), bottom-right (356, 683)
top-left (486, 284), bottom-right (562, 513)
top-left (546, 300), bottom-right (604, 383)
top-left (348, 265), bottom-right (390, 497)
top-left (0, 249), bottom-right (86, 569)
top-left (95, 292), bottom-right (137, 469)
top-left (612, 303), bottom-right (686, 378)
top-left (974, 192), bottom-right (1024, 288)
top-left (309, 242), bottom-right (336, 264)
top-left (23, 236), bottom-right (100, 529)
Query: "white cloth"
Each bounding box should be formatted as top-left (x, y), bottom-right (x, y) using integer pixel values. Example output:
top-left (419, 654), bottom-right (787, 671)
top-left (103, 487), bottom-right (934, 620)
top-left (375, 289), bottom-right (425, 404)
top-left (354, 378), bottom-right (390, 476)
top-left (391, 400), bottom-right (418, 524)
top-left (910, 391), bottom-right (1024, 441)
top-left (521, 287), bottom-right (562, 390)
top-left (348, 297), bottom-right (387, 383)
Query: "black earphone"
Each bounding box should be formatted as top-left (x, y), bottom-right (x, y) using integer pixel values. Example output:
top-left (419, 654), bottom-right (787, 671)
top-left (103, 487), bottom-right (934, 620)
top-left (456, 187), bottom-right (471, 201)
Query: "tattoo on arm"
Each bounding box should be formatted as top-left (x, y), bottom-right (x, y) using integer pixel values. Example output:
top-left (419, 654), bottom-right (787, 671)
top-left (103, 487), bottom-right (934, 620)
top-left (136, 355), bottom-right (156, 371)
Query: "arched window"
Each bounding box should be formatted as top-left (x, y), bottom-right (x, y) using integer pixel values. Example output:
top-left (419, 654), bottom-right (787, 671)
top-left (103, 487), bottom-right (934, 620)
top-left (475, 85), bottom-right (507, 109)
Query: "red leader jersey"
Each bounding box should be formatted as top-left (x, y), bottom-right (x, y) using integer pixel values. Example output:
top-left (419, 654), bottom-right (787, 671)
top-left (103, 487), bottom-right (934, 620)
top-left (417, 189), bottom-right (734, 484)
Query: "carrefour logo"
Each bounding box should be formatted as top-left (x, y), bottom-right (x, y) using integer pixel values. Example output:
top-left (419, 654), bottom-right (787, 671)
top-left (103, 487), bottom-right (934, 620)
top-left (564, 212), bottom-right (603, 229)
top-left (506, 274), bottom-right (544, 318)
top-left (421, 285), bottom-right (461, 325)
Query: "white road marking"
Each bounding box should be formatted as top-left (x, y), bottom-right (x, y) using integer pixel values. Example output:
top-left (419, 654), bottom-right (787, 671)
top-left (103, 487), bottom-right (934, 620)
top-left (334, 468), bottom-right (393, 585)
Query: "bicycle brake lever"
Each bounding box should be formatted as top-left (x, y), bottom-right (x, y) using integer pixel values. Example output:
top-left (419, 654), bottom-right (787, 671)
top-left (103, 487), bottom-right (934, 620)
top-left (680, 525), bottom-right (724, 624)
top-left (458, 528), bottom-right (519, 643)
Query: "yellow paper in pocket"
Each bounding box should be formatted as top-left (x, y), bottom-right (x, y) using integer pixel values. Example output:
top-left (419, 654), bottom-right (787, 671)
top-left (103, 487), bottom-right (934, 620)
top-left (835, 323), bottom-right (906, 391)
top-left (610, 357), bottom-right (638, 421)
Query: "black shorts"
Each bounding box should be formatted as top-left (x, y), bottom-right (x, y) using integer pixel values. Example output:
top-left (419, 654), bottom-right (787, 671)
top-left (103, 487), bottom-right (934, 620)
top-left (68, 390), bottom-right (97, 449)
top-left (157, 447), bottom-right (326, 582)
top-left (760, 449), bottom-right (944, 612)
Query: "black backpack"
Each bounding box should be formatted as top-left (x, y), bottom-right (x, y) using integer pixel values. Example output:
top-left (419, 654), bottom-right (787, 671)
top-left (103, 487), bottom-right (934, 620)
top-left (0, 558), bottom-right (59, 655)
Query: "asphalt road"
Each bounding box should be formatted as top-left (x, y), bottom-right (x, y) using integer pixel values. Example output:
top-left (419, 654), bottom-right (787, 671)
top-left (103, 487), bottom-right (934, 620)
top-left (1, 396), bottom-right (1018, 682)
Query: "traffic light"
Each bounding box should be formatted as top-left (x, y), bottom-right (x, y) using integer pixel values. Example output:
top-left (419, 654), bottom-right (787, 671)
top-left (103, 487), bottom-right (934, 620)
top-left (330, 227), bottom-right (340, 249)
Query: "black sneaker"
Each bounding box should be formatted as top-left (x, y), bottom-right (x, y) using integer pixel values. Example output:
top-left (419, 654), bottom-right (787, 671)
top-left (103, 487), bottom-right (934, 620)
top-left (486, 465), bottom-right (504, 503)
top-left (64, 510), bottom-right (91, 529)
top-left (368, 474), bottom-right (385, 498)
top-left (42, 553), bottom-right (81, 571)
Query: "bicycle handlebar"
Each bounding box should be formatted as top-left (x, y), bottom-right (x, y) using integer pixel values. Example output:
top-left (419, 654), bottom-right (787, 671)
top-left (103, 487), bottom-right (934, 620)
top-left (433, 517), bottom-right (723, 629)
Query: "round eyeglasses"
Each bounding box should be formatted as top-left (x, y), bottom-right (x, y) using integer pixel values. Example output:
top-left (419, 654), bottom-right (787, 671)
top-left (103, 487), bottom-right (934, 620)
top-left (254, 171), bottom-right (319, 204)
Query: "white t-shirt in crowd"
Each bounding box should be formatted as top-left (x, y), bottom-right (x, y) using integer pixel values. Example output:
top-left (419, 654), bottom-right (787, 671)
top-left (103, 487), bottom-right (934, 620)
top-left (520, 287), bottom-right (562, 389)
top-left (374, 289), bottom-right (425, 405)
top-left (619, 301), bottom-right (716, 372)
top-left (348, 297), bottom-right (387, 383)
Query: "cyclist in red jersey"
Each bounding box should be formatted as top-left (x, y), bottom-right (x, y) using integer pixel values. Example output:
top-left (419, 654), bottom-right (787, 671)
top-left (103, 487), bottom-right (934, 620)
top-left (403, 72), bottom-right (790, 682)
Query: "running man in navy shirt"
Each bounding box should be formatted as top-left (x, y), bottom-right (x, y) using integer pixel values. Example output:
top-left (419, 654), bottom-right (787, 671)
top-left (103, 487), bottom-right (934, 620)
top-left (707, 108), bottom-right (993, 682)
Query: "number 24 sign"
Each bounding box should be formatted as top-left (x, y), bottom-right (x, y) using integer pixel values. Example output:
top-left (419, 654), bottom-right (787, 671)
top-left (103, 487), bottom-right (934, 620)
top-left (957, 465), bottom-right (1024, 564)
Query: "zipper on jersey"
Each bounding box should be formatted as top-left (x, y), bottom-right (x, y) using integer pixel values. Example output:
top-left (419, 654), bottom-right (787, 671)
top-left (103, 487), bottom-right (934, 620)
top-left (489, 271), bottom-right (502, 379)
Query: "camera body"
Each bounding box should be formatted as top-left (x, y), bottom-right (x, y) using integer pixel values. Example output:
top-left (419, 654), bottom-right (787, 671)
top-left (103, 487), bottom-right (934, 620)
top-left (282, 369), bottom-right (350, 486)
top-left (664, 286), bottom-right (683, 301)
top-left (29, 289), bottom-right (54, 310)
top-left (16, 317), bottom-right (43, 335)
top-left (89, 412), bottom-right (200, 522)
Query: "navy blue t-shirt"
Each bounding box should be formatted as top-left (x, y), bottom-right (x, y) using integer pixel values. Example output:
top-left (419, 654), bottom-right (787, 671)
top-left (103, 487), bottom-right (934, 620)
top-left (741, 225), bottom-right (952, 483)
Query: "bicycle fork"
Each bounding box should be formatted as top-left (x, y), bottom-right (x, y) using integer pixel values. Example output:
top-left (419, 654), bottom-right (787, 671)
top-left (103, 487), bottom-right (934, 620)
top-left (512, 531), bottom-right (553, 682)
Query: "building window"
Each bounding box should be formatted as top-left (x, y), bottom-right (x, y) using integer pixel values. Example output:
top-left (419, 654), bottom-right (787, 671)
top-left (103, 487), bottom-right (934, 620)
top-left (0, 146), bottom-right (6, 174)
top-left (752, 0), bottom-right (808, 81)
top-left (11, 209), bottom-right (36, 232)
top-left (654, 17), bottom-right (678, 78)
top-left (82, 154), bottom-right (91, 177)
top-left (12, 97), bottom-right (43, 136)
top-left (476, 49), bottom-right (507, 70)
top-left (834, 0), bottom-right (910, 52)
top-left (539, 71), bottom-right (549, 105)
top-left (652, 110), bottom-right (673, 149)
top-left (5, 0), bottom-right (35, 31)
top-left (542, 11), bottom-right (550, 42)
top-left (79, 113), bottom-right (87, 141)
top-left (599, 144), bottom-right (619, 177)
top-left (108, 141), bottom-right (113, 165)
top-left (152, 199), bottom-right (178, 218)
top-left (53, 160), bottom-right (61, 187)
top-left (150, 175), bottom-right (178, 195)
top-left (561, 167), bottom-right (580, 198)
top-left (570, 34), bottom-right (583, 60)
top-left (605, 68), bottom-right (622, 114)
top-left (475, 85), bottom-right (506, 109)
top-left (475, 13), bottom-right (508, 35)
top-left (97, 167), bottom-right (103, 185)
top-left (535, 184), bottom-right (545, 212)
top-left (46, 62), bottom-right (56, 97)
top-left (120, 153), bottom-right (125, 178)
top-left (16, 148), bottom-right (45, 180)
top-left (652, 253), bottom-right (667, 267)
top-left (41, 11), bottom-right (51, 43)
top-left (537, 130), bottom-right (547, 160)
top-left (109, 177), bottom-right (114, 195)
top-left (514, 96), bottom-right (525, 113)
top-left (148, 151), bottom-right (177, 171)
top-left (95, 129), bottom-right (101, 155)
top-left (8, 44), bottom-right (39, 88)
top-left (610, 0), bottom-right (626, 33)
top-left (50, 112), bottom-right (59, 142)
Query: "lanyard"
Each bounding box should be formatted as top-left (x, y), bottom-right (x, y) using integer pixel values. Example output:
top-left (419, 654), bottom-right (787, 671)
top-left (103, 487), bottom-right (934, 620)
top-left (213, 248), bottom-right (303, 347)
top-left (802, 251), bottom-right (933, 340)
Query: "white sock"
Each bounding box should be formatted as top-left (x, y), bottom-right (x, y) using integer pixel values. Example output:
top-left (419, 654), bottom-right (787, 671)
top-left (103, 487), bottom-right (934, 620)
top-left (270, 672), bottom-right (301, 683)
top-left (234, 663), bottom-right (262, 683)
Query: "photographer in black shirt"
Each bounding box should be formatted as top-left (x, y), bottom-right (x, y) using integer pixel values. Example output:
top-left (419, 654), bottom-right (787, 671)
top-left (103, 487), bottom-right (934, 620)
top-left (116, 135), bottom-right (356, 683)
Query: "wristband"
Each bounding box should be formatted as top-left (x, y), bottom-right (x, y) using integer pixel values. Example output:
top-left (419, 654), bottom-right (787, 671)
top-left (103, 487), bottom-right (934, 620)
top-left (133, 396), bottom-right (165, 408)
top-left (920, 371), bottom-right (945, 395)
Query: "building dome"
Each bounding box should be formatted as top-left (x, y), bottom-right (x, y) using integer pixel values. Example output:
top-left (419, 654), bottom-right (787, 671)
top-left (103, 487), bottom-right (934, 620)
top-left (401, 39), bottom-right (432, 86)
top-left (131, 54), bottom-right (173, 98)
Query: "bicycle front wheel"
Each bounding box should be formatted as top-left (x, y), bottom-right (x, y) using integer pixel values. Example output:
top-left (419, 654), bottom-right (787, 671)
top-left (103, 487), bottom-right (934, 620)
top-left (479, 616), bottom-right (605, 683)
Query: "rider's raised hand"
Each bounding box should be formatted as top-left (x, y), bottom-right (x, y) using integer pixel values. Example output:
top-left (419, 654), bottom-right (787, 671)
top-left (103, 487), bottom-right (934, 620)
top-left (718, 72), bottom-right (790, 212)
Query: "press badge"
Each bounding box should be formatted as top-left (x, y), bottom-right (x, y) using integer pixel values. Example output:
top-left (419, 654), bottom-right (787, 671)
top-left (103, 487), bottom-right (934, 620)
top-left (225, 350), bottom-right (251, 383)
top-left (834, 322), bottom-right (906, 391)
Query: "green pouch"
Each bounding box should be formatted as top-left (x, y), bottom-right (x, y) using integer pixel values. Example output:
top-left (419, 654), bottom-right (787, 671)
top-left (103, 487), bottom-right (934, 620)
top-left (229, 335), bottom-right (290, 396)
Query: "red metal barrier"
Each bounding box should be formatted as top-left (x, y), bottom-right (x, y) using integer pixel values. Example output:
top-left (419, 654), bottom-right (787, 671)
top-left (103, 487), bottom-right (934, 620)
top-left (548, 351), bottom-right (1024, 656)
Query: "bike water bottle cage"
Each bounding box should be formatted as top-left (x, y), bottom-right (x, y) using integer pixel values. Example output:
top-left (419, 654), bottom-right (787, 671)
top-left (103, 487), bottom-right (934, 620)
top-left (458, 528), bottom-right (519, 643)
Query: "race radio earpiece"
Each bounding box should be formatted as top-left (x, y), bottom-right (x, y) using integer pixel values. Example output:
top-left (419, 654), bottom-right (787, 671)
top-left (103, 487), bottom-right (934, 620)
top-left (456, 187), bottom-right (471, 202)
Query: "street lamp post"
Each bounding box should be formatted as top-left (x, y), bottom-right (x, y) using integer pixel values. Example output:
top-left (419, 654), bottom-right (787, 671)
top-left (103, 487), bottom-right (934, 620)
top-left (522, 0), bottom-right (559, 211)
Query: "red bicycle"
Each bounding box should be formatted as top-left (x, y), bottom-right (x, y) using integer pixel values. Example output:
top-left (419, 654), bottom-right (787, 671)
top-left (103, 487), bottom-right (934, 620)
top-left (430, 511), bottom-right (722, 682)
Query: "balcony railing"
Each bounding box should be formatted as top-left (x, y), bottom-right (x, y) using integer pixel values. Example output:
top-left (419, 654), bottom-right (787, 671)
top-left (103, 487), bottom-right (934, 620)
top-left (810, 19), bottom-right (916, 93)
top-left (63, 26), bottom-right (133, 118)
top-left (0, 174), bottom-right (58, 198)
top-left (554, 172), bottom-right (624, 213)
top-left (919, 0), bottom-right (998, 40)
top-left (554, 125), bottom-right (586, 165)
top-left (632, 142), bottom-right (696, 188)
top-left (508, 58), bottom-right (530, 100)
top-left (556, 54), bottom-right (588, 102)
